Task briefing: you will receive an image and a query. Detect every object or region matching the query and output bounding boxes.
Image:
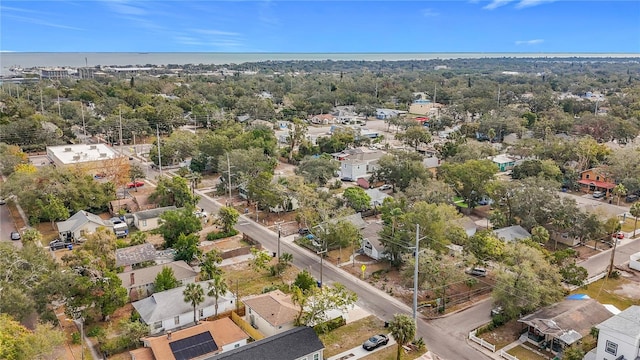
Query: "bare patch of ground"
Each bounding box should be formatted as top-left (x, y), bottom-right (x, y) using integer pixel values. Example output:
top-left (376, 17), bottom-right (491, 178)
top-left (478, 319), bottom-right (524, 350)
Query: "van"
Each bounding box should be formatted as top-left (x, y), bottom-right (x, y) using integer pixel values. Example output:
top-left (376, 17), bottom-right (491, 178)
top-left (592, 191), bottom-right (606, 199)
top-left (626, 194), bottom-right (638, 203)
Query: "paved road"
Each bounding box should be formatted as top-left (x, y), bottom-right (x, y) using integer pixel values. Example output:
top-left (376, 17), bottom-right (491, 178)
top-left (0, 203), bottom-right (18, 243)
top-left (579, 237), bottom-right (640, 277)
top-left (196, 189), bottom-right (492, 360)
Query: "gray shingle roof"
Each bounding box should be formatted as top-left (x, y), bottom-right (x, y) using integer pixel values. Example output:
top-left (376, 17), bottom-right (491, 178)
top-left (115, 243), bottom-right (157, 267)
top-left (208, 326), bottom-right (324, 360)
top-left (134, 206), bottom-right (178, 220)
top-left (596, 305), bottom-right (640, 337)
top-left (56, 210), bottom-right (106, 233)
top-left (118, 260), bottom-right (197, 288)
top-left (493, 225), bottom-right (532, 243)
top-left (132, 281), bottom-right (234, 324)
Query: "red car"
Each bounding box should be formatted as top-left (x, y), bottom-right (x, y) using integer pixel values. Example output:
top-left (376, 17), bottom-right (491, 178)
top-left (126, 181), bottom-right (145, 189)
top-left (613, 232), bottom-right (625, 239)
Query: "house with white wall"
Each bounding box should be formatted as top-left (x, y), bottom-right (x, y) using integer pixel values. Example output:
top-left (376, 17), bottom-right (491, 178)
top-left (133, 206), bottom-right (177, 231)
top-left (118, 260), bottom-right (197, 301)
top-left (132, 281), bottom-right (236, 334)
top-left (242, 290), bottom-right (300, 338)
top-left (592, 305), bottom-right (640, 360)
top-left (340, 159), bottom-right (367, 181)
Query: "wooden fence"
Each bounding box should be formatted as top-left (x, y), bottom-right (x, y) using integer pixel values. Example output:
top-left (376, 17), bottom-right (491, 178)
top-left (231, 311), bottom-right (264, 341)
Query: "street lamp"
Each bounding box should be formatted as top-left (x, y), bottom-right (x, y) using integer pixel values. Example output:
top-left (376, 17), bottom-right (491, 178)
top-left (66, 316), bottom-right (84, 360)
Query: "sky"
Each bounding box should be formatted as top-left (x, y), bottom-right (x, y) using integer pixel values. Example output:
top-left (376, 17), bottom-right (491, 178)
top-left (1, 0), bottom-right (639, 53)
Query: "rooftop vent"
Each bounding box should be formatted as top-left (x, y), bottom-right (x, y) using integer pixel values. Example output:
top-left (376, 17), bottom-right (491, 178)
top-left (90, 145), bottom-right (97, 150)
top-left (72, 155), bottom-right (81, 160)
top-left (64, 147), bottom-right (72, 152)
top-left (99, 153), bottom-right (107, 158)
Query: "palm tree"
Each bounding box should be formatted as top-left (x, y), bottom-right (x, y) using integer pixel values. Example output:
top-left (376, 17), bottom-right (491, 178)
top-left (183, 283), bottom-right (204, 324)
top-left (389, 313), bottom-right (416, 360)
top-left (207, 275), bottom-right (229, 317)
top-left (630, 202), bottom-right (640, 238)
top-left (613, 184), bottom-right (627, 206)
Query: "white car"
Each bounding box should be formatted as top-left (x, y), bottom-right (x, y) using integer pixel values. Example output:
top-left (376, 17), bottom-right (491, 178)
top-left (379, 184), bottom-right (392, 191)
top-left (194, 210), bottom-right (208, 219)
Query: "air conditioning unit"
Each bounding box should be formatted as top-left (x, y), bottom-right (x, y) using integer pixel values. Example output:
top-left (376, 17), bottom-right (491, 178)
top-left (64, 147), bottom-right (72, 152)
top-left (72, 155), bottom-right (81, 160)
top-left (99, 153), bottom-right (107, 158)
top-left (90, 145), bottom-right (97, 150)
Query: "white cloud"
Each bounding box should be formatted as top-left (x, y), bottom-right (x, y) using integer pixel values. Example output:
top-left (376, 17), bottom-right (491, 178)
top-left (515, 39), bottom-right (544, 45)
top-left (483, 0), bottom-right (514, 10)
top-left (102, 0), bottom-right (146, 16)
top-left (515, 0), bottom-right (555, 8)
top-left (421, 8), bottom-right (440, 17)
top-left (175, 28), bottom-right (245, 50)
top-left (4, 14), bottom-right (83, 30)
top-left (192, 29), bottom-right (241, 37)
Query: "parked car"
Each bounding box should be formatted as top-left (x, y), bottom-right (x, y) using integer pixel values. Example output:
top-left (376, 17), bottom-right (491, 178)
top-left (126, 181), bottom-right (145, 189)
top-left (10, 231), bottom-right (21, 241)
top-left (613, 232), bottom-right (625, 239)
top-left (626, 194), bottom-right (639, 203)
top-left (298, 228), bottom-right (310, 235)
top-left (379, 184), bottom-right (392, 191)
top-left (491, 306), bottom-right (504, 317)
top-left (592, 191), bottom-right (606, 199)
top-left (466, 267), bottom-right (488, 277)
top-left (362, 334), bottom-right (389, 351)
top-left (49, 239), bottom-right (72, 251)
top-left (194, 210), bottom-right (208, 218)
top-left (0, 198), bottom-right (6, 205)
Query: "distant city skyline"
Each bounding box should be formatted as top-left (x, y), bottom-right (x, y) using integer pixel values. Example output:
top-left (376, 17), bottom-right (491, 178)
top-left (1, 1), bottom-right (639, 53)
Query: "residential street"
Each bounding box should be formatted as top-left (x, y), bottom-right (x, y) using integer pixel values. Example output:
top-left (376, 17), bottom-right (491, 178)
top-left (196, 189), bottom-right (493, 360)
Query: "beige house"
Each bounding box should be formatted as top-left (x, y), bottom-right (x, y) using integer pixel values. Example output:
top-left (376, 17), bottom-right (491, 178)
top-left (242, 290), bottom-right (300, 337)
top-left (133, 206), bottom-right (177, 231)
top-left (56, 210), bottom-right (109, 243)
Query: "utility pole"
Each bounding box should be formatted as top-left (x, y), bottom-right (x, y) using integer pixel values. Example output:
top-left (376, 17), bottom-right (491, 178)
top-left (156, 124), bottom-right (163, 177)
top-left (413, 224), bottom-right (420, 323)
top-left (118, 106), bottom-right (124, 154)
top-left (277, 223), bottom-right (282, 258)
top-left (317, 248), bottom-right (327, 288)
top-left (608, 234), bottom-right (620, 278)
top-left (81, 103), bottom-right (86, 142)
top-left (226, 153), bottom-right (232, 204)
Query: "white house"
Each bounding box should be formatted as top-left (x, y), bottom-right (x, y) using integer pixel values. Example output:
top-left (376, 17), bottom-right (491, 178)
top-left (593, 306), bottom-right (640, 360)
top-left (630, 252), bottom-right (640, 272)
top-left (56, 210), bottom-right (108, 243)
top-left (130, 318), bottom-right (249, 359)
top-left (365, 188), bottom-right (391, 208)
top-left (133, 206), bottom-right (177, 231)
top-left (132, 281), bottom-right (236, 334)
top-left (118, 260), bottom-right (198, 301)
top-left (242, 290), bottom-right (300, 338)
top-left (361, 222), bottom-right (386, 260)
top-left (340, 159), bottom-right (368, 181)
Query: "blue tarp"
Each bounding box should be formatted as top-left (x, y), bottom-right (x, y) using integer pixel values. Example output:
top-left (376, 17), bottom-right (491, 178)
top-left (566, 294), bottom-right (591, 300)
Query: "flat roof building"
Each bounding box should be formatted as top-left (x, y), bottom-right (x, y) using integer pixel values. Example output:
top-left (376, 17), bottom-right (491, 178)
top-left (46, 144), bottom-right (125, 174)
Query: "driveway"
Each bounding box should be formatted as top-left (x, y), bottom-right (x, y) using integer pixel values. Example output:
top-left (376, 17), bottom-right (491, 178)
top-left (558, 192), bottom-right (629, 219)
top-left (327, 334), bottom-right (396, 360)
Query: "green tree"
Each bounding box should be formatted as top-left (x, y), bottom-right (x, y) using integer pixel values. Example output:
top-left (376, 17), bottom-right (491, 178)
top-left (343, 187), bottom-right (372, 212)
top-left (207, 274), bottom-right (229, 316)
top-left (95, 271), bottom-right (129, 320)
top-left (438, 159), bottom-right (498, 208)
top-left (247, 172), bottom-right (282, 210)
top-left (217, 206), bottom-right (240, 233)
top-left (295, 283), bottom-right (357, 327)
top-left (0, 143), bottom-right (28, 176)
top-left (388, 313), bottom-right (416, 360)
top-left (250, 248), bottom-right (272, 274)
top-left (531, 226), bottom-right (550, 245)
top-left (154, 266), bottom-right (179, 292)
top-left (373, 151), bottom-right (431, 192)
top-left (199, 249), bottom-right (223, 281)
top-left (37, 194), bottom-right (69, 229)
top-left (323, 220), bottom-right (361, 250)
top-left (293, 270), bottom-right (316, 292)
top-left (150, 176), bottom-right (199, 207)
top-left (174, 233), bottom-right (202, 262)
top-left (183, 283), bottom-right (205, 324)
top-left (157, 207), bottom-right (202, 248)
top-left (396, 126), bottom-right (432, 150)
top-left (630, 202), bottom-right (640, 238)
top-left (129, 163), bottom-right (146, 192)
top-left (562, 345), bottom-right (585, 360)
top-left (295, 155), bottom-right (340, 186)
top-left (286, 118), bottom-right (308, 161)
top-left (492, 242), bottom-right (563, 318)
top-left (20, 228), bottom-right (43, 247)
top-left (613, 183), bottom-right (627, 206)
top-left (466, 230), bottom-right (505, 265)
top-left (0, 314), bottom-right (64, 360)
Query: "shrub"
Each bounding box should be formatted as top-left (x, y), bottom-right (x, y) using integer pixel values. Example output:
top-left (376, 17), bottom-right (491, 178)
top-left (71, 332), bottom-right (81, 344)
top-left (314, 316), bottom-right (346, 334)
top-left (86, 326), bottom-right (105, 338)
top-left (206, 229), bottom-right (239, 241)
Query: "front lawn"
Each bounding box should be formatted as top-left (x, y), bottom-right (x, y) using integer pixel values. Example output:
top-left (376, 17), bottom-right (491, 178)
top-left (222, 260), bottom-right (299, 297)
top-left (507, 345), bottom-right (549, 360)
top-left (571, 277), bottom-right (640, 311)
top-left (320, 315), bottom-right (386, 358)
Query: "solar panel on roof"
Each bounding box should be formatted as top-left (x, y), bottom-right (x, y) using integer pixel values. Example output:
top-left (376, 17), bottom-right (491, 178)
top-left (169, 331), bottom-right (218, 360)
